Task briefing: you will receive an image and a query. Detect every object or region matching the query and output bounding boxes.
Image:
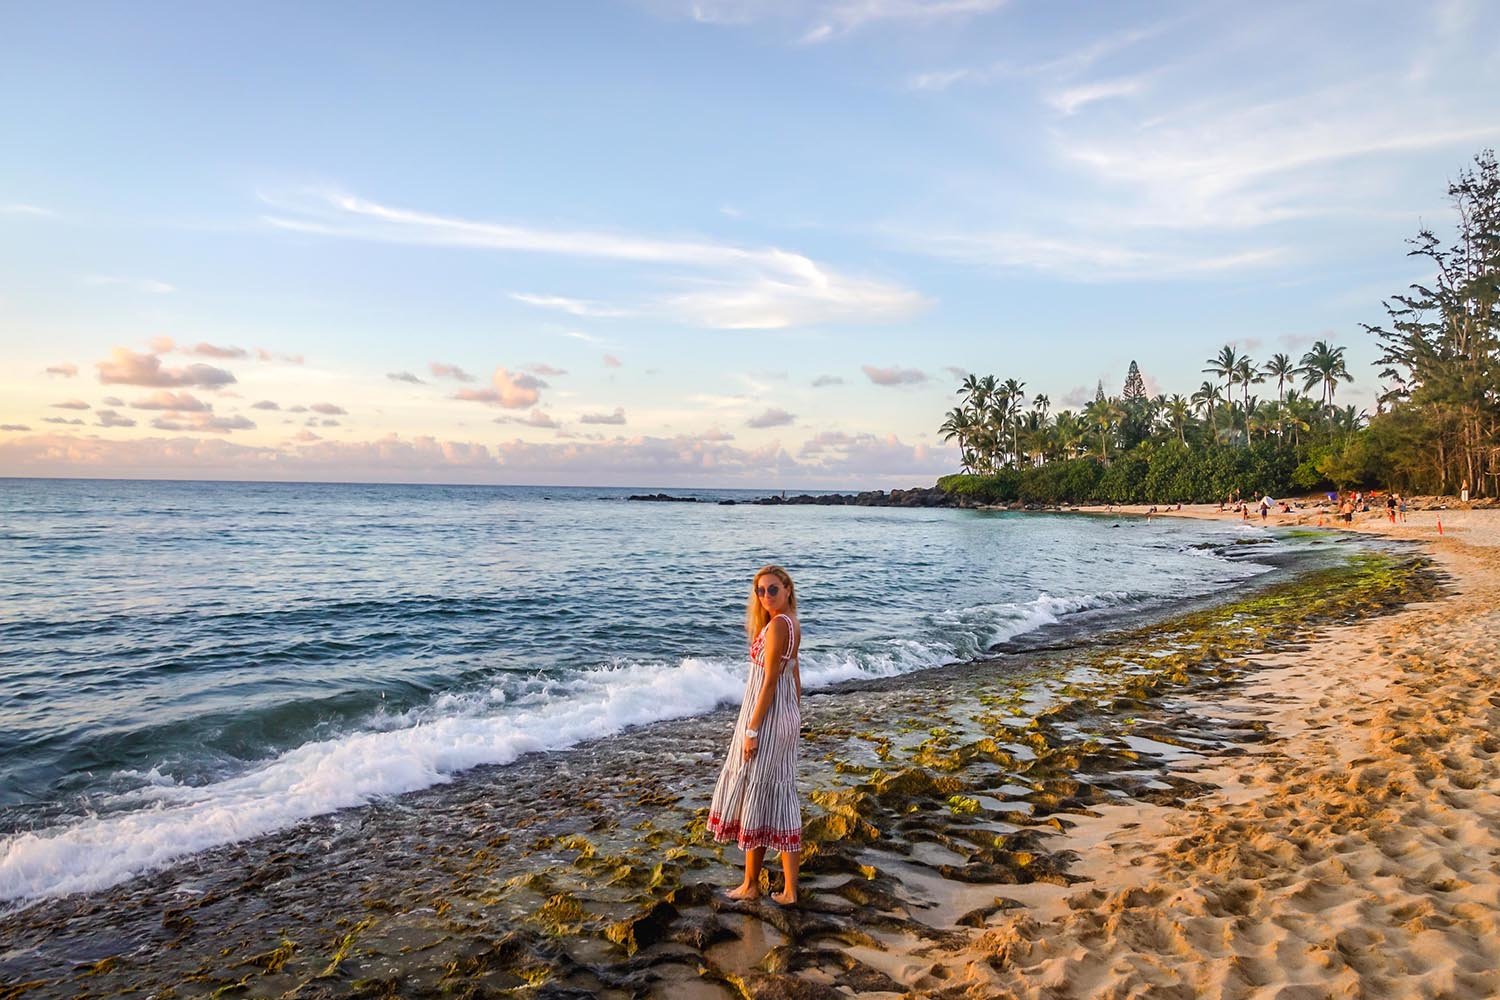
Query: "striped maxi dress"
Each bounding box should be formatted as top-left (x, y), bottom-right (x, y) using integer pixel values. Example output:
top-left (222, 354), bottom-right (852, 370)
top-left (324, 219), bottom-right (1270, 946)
top-left (706, 613), bottom-right (802, 853)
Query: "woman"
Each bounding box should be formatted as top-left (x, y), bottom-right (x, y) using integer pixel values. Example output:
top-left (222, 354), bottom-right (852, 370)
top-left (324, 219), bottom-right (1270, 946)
top-left (706, 564), bottom-right (803, 905)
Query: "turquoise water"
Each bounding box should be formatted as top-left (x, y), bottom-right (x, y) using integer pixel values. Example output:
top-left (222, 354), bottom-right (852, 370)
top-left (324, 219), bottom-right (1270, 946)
top-left (0, 478), bottom-right (1285, 904)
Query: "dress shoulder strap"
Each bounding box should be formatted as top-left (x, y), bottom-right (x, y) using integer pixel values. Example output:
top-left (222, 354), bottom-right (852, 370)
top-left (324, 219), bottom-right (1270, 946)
top-left (775, 614), bottom-right (798, 661)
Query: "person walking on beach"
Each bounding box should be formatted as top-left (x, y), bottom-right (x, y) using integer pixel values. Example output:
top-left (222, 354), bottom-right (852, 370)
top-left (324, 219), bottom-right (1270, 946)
top-left (1386, 493), bottom-right (1398, 524)
top-left (708, 564), bottom-right (803, 905)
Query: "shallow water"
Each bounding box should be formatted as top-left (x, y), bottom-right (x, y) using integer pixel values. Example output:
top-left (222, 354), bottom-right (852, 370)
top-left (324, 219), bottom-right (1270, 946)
top-left (0, 478), bottom-right (1288, 903)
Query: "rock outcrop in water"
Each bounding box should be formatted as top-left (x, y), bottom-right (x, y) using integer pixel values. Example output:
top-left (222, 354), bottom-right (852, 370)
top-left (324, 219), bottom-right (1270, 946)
top-left (628, 486), bottom-right (967, 507)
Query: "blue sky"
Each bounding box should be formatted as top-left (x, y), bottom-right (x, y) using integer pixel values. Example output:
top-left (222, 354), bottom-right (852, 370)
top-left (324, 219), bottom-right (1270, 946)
top-left (2, 0), bottom-right (1497, 486)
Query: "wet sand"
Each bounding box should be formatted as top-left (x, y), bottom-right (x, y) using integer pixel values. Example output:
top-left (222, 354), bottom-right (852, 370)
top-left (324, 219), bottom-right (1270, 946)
top-left (0, 516), bottom-right (1482, 999)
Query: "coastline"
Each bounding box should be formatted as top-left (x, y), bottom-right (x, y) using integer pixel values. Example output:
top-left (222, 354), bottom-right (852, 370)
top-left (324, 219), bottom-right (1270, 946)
top-left (0, 518), bottom-right (1469, 999)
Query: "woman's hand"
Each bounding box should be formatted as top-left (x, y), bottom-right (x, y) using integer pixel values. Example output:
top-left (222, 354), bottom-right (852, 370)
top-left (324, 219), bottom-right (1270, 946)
top-left (742, 733), bottom-right (759, 762)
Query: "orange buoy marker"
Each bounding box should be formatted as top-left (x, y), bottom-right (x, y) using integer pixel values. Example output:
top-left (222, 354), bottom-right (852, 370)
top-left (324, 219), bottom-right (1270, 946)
top-left (1437, 515), bottom-right (1444, 536)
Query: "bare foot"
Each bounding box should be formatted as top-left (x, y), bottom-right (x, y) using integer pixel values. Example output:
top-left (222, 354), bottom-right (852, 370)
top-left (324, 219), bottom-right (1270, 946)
top-left (771, 889), bottom-right (797, 906)
top-left (725, 883), bottom-right (760, 901)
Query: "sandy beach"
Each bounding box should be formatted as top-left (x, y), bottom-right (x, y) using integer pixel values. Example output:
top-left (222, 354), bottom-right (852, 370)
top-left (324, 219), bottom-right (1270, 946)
top-left (928, 504), bottom-right (1500, 999)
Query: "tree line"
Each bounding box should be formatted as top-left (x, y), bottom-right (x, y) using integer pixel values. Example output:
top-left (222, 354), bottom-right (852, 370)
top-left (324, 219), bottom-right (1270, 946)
top-left (938, 149), bottom-right (1499, 505)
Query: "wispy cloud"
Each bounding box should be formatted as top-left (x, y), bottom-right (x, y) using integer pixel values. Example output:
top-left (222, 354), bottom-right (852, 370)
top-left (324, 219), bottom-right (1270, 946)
top-left (84, 275), bottom-right (175, 294)
top-left (510, 292), bottom-right (631, 318)
top-left (899, 229), bottom-right (1283, 281)
top-left (799, 0), bottom-right (1006, 43)
top-left (580, 407), bottom-right (627, 425)
top-left (1047, 75), bottom-right (1148, 115)
top-left (387, 371), bottom-right (424, 384)
top-left (667, 0), bottom-right (1005, 42)
top-left (0, 203), bottom-right (53, 217)
top-left (45, 363), bottom-right (78, 378)
top-left (263, 191), bottom-right (925, 330)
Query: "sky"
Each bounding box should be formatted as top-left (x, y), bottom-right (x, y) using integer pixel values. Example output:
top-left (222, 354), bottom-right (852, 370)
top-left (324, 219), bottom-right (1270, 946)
top-left (2, 0), bottom-right (1497, 488)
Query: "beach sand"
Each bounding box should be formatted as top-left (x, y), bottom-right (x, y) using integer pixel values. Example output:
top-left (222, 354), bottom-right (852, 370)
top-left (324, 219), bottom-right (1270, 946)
top-left (925, 505), bottom-right (1500, 999)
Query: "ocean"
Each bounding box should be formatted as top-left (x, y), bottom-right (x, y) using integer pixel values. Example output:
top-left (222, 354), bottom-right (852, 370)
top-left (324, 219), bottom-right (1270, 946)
top-left (0, 478), bottom-right (1288, 907)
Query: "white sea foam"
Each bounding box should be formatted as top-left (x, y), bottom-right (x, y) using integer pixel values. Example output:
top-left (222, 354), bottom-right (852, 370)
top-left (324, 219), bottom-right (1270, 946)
top-left (0, 590), bottom-right (1136, 907)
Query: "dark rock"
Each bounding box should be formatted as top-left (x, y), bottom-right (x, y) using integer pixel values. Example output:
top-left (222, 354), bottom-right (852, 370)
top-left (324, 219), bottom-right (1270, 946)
top-left (626, 493), bottom-right (699, 502)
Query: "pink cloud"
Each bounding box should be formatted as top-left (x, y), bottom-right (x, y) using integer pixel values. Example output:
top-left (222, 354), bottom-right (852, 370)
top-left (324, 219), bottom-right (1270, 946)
top-left (496, 409), bottom-right (561, 429)
top-left (0, 428), bottom-right (955, 486)
top-left (430, 362), bottom-right (476, 382)
top-left (529, 364), bottom-right (568, 377)
top-left (251, 400), bottom-right (280, 410)
top-left (46, 364), bottom-right (78, 378)
top-left (579, 407), bottom-right (626, 425)
top-left (310, 402), bottom-right (346, 415)
top-left (1, 424), bottom-right (31, 431)
top-left (51, 399), bottom-right (91, 410)
top-left (42, 417), bottom-right (85, 425)
top-left (453, 367), bottom-right (545, 409)
top-left (862, 365), bottom-right (928, 386)
top-left (95, 409), bottom-right (136, 428)
top-left (254, 347), bottom-right (304, 364)
top-left (747, 408), bottom-right (796, 428)
top-left (130, 390), bottom-right (212, 412)
top-left (149, 413), bottom-right (255, 434)
top-left (149, 336), bottom-right (175, 354)
top-left (186, 343), bottom-right (249, 359)
top-left (603, 354), bottom-right (622, 368)
top-left (97, 348), bottom-right (235, 389)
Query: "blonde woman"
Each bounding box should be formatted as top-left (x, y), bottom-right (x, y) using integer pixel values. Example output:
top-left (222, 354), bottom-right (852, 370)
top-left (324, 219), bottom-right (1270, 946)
top-left (707, 564), bottom-right (803, 905)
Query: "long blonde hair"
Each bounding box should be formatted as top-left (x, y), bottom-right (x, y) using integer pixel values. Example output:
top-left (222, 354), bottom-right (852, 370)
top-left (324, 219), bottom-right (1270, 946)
top-left (746, 564), bottom-right (798, 639)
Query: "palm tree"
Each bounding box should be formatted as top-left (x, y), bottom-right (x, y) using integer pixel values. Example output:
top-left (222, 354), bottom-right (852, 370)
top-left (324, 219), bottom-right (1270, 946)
top-left (1297, 340), bottom-right (1354, 433)
top-left (1283, 391), bottom-right (1315, 448)
top-left (1233, 356), bottom-right (1262, 438)
top-left (939, 407), bottom-right (974, 473)
top-left (1164, 394), bottom-right (1191, 444)
top-left (1263, 353), bottom-right (1294, 403)
top-left (1083, 397), bottom-right (1123, 458)
top-left (1000, 378), bottom-right (1026, 467)
top-left (1052, 410), bottom-right (1086, 460)
top-left (1191, 381), bottom-right (1224, 441)
top-left (1203, 345), bottom-right (1241, 435)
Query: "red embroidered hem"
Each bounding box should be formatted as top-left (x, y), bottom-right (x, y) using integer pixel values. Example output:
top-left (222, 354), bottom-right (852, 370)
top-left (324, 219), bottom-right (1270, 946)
top-left (707, 813), bottom-right (802, 853)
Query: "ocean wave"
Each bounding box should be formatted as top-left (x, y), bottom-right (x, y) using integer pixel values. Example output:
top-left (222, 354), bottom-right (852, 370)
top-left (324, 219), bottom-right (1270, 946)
top-left (0, 590), bottom-right (1128, 908)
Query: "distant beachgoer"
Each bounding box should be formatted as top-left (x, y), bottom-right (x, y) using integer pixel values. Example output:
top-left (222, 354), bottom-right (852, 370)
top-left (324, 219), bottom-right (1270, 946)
top-left (1398, 495), bottom-right (1408, 522)
top-left (1461, 480), bottom-right (1470, 502)
top-left (708, 564), bottom-right (803, 905)
top-left (1340, 498), bottom-right (1354, 523)
top-left (1386, 494), bottom-right (1397, 523)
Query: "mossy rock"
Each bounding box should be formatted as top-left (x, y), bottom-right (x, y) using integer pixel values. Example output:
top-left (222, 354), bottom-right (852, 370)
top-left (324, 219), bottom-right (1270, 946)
top-left (604, 901), bottom-right (677, 956)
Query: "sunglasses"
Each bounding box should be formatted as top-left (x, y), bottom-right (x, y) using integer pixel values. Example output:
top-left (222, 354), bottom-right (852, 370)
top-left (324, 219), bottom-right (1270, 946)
top-left (755, 584), bottom-right (782, 597)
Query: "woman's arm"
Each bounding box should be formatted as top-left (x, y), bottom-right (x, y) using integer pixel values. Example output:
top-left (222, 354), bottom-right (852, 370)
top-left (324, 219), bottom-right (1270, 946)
top-left (743, 618), bottom-right (788, 760)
